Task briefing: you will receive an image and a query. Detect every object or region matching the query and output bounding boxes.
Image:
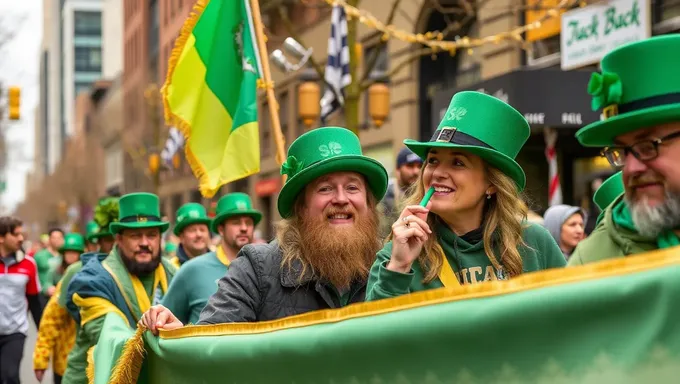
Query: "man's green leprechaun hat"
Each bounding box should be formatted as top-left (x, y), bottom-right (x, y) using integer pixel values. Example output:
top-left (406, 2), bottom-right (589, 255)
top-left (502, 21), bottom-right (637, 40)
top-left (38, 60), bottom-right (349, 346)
top-left (174, 203), bottom-right (212, 236)
top-left (59, 233), bottom-right (85, 253)
top-left (593, 171), bottom-right (624, 211)
top-left (576, 35), bottom-right (680, 147)
top-left (277, 127), bottom-right (388, 218)
top-left (85, 220), bottom-right (100, 243)
top-left (404, 91), bottom-right (530, 191)
top-left (210, 193), bottom-right (262, 233)
top-left (109, 193), bottom-right (169, 234)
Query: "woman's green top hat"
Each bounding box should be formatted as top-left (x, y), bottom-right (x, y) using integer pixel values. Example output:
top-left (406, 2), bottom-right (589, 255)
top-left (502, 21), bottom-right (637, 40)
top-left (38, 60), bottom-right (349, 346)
top-left (594, 171), bottom-right (624, 210)
top-left (277, 127), bottom-right (389, 218)
top-left (109, 193), bottom-right (170, 234)
top-left (59, 233), bottom-right (85, 253)
top-left (577, 35), bottom-right (680, 147)
top-left (405, 91), bottom-right (530, 191)
top-left (85, 220), bottom-right (100, 243)
top-left (174, 203), bottom-right (212, 236)
top-left (210, 193), bottom-right (262, 233)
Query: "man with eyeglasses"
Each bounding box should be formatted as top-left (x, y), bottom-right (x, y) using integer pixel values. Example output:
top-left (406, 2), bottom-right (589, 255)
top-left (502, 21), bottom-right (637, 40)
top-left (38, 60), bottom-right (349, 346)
top-left (568, 35), bottom-right (680, 266)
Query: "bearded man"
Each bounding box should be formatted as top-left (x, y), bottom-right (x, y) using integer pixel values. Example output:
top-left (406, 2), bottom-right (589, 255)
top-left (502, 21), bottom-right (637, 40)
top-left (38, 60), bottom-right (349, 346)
top-left (161, 193), bottom-right (262, 324)
top-left (169, 203), bottom-right (212, 268)
top-left (141, 126), bottom-right (388, 331)
top-left (62, 193), bottom-right (175, 384)
top-left (569, 35), bottom-right (680, 265)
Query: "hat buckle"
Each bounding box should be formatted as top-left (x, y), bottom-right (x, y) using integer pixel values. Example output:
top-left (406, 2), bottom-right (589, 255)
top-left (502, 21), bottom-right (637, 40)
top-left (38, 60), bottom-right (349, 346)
top-left (436, 127), bottom-right (457, 142)
top-left (601, 104), bottom-right (619, 121)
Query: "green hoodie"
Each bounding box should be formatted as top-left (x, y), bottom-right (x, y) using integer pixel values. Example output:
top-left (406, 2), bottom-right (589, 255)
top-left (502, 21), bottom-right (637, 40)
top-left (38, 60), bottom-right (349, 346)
top-left (568, 196), bottom-right (659, 266)
top-left (366, 222), bottom-right (566, 301)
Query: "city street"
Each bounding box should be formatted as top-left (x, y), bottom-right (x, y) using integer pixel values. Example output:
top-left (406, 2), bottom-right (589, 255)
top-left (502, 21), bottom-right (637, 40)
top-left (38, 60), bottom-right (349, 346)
top-left (20, 319), bottom-right (53, 384)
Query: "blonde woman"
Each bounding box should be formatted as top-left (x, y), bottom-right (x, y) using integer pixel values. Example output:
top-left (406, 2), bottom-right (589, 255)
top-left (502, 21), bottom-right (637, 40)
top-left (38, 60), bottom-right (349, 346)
top-left (366, 92), bottom-right (566, 300)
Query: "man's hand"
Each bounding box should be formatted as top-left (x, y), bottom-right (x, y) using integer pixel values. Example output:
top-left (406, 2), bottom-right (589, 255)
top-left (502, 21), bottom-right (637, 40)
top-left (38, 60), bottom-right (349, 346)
top-left (46, 286), bottom-right (56, 296)
top-left (35, 369), bottom-right (45, 382)
top-left (139, 305), bottom-right (184, 335)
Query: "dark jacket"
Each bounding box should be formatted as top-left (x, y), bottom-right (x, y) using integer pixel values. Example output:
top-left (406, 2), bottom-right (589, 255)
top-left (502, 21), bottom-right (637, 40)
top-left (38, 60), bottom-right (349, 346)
top-left (198, 241), bottom-right (367, 324)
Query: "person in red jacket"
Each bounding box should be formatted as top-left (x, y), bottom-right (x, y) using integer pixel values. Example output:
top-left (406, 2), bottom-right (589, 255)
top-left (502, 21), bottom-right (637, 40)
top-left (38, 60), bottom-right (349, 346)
top-left (0, 216), bottom-right (43, 384)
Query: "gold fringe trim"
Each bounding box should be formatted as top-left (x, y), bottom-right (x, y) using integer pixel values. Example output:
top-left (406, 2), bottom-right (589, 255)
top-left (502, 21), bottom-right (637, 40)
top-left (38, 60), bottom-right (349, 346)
top-left (86, 346), bottom-right (95, 384)
top-left (109, 326), bottom-right (147, 384)
top-left (160, 0), bottom-right (220, 198)
top-left (162, 246), bottom-right (680, 339)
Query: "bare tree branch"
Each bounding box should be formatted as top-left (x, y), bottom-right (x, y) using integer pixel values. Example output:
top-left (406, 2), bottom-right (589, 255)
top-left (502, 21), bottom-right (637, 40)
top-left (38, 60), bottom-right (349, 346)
top-left (360, 0), bottom-right (403, 83)
top-left (359, 47), bottom-right (433, 91)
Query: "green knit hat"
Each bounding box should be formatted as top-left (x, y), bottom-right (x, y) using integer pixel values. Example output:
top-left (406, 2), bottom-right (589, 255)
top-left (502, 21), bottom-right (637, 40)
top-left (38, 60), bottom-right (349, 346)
top-left (277, 127), bottom-right (389, 218)
top-left (576, 35), bottom-right (680, 147)
top-left (85, 220), bottom-right (100, 243)
top-left (59, 233), bottom-right (85, 253)
top-left (210, 193), bottom-right (262, 233)
top-left (405, 91), bottom-right (530, 191)
top-left (174, 203), bottom-right (211, 236)
top-left (594, 171), bottom-right (624, 210)
top-left (109, 193), bottom-right (169, 234)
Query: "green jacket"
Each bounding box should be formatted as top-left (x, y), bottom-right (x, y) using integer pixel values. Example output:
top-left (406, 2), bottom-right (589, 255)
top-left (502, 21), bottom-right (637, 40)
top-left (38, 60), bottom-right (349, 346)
top-left (568, 196), bottom-right (657, 266)
top-left (367, 222), bottom-right (566, 301)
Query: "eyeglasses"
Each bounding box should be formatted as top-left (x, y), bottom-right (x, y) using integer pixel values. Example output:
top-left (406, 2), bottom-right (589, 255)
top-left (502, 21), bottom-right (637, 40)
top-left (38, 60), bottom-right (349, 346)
top-left (601, 130), bottom-right (680, 167)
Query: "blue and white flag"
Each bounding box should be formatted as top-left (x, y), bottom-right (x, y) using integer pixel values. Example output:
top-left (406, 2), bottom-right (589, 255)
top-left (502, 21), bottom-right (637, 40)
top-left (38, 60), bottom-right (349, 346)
top-left (320, 5), bottom-right (351, 123)
top-left (161, 127), bottom-right (184, 166)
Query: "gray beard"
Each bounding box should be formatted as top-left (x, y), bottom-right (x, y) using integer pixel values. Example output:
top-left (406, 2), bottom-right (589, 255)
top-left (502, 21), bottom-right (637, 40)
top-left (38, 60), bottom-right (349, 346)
top-left (626, 188), bottom-right (680, 238)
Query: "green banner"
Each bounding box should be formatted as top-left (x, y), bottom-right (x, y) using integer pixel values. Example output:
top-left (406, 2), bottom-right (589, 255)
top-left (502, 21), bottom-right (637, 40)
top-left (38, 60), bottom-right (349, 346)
top-left (94, 247), bottom-right (680, 384)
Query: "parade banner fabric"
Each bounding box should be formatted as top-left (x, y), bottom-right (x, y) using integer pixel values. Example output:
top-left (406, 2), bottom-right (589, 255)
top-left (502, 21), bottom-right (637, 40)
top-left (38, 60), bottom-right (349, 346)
top-left (94, 247), bottom-right (680, 384)
top-left (162, 0), bottom-right (263, 197)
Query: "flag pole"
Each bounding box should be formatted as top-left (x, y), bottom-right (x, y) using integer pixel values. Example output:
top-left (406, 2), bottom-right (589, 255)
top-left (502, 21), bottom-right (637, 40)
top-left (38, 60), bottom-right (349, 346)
top-left (249, 0), bottom-right (287, 181)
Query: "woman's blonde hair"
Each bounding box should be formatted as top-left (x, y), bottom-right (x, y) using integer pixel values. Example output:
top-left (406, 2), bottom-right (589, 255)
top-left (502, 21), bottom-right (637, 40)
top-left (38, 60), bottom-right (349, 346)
top-left (391, 161), bottom-right (528, 283)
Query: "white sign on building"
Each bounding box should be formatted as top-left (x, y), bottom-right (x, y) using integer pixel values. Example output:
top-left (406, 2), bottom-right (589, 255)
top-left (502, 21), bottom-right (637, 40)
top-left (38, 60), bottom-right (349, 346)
top-left (561, 0), bottom-right (651, 70)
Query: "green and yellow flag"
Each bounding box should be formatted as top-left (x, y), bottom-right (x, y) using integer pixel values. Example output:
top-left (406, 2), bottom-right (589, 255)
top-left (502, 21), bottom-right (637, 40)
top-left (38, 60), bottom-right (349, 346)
top-left (162, 0), bottom-right (262, 197)
top-left (93, 247), bottom-right (680, 384)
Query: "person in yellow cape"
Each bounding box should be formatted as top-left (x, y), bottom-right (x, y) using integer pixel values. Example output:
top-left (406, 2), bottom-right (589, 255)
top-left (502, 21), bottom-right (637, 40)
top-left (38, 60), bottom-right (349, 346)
top-left (366, 92), bottom-right (566, 300)
top-left (61, 193), bottom-right (176, 384)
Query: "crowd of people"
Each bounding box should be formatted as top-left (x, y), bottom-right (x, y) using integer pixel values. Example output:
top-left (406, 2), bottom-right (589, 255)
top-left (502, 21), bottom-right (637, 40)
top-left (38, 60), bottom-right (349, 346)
top-left (0, 35), bottom-right (678, 384)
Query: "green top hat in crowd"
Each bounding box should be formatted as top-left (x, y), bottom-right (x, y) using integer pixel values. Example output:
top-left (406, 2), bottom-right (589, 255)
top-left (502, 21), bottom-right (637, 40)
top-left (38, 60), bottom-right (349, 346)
top-left (405, 91), bottom-right (530, 191)
top-left (59, 233), bottom-right (85, 253)
top-left (594, 171), bottom-right (624, 210)
top-left (174, 203), bottom-right (212, 236)
top-left (85, 220), bottom-right (100, 243)
top-left (277, 127), bottom-right (389, 218)
top-left (210, 193), bottom-right (262, 233)
top-left (109, 193), bottom-right (169, 235)
top-left (577, 35), bottom-right (680, 147)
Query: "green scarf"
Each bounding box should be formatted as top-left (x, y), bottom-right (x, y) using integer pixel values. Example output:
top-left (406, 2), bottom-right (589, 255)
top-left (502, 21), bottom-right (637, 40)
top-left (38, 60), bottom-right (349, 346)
top-left (611, 199), bottom-right (680, 250)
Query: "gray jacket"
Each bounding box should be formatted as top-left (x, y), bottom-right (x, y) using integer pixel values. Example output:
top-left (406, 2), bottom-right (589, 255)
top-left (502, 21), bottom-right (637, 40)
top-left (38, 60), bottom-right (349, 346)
top-left (198, 241), bottom-right (367, 324)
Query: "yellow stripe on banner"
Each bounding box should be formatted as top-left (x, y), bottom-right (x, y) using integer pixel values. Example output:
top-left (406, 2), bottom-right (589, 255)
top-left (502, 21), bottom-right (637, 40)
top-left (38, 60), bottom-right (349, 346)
top-left (438, 257), bottom-right (460, 288)
top-left (72, 294), bottom-right (130, 327)
top-left (217, 121), bottom-right (260, 184)
top-left (166, 34), bottom-right (235, 193)
top-left (161, 246), bottom-right (680, 339)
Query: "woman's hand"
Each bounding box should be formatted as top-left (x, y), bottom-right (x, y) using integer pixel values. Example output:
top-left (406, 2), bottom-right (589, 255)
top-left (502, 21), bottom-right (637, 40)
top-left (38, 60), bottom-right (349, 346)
top-left (388, 204), bottom-right (432, 273)
top-left (139, 305), bottom-right (184, 335)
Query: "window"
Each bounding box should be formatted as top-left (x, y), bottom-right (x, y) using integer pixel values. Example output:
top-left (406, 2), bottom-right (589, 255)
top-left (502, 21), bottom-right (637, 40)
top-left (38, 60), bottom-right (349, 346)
top-left (171, 193), bottom-right (183, 223)
top-left (75, 47), bottom-right (102, 72)
top-left (190, 189), bottom-right (202, 205)
top-left (74, 81), bottom-right (91, 96)
top-left (74, 11), bottom-right (101, 36)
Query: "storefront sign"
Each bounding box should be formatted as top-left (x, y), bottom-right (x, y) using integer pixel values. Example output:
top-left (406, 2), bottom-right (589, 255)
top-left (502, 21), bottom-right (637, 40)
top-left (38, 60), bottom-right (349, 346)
top-left (561, 0), bottom-right (651, 70)
top-left (255, 178), bottom-right (281, 197)
top-left (432, 68), bottom-right (600, 132)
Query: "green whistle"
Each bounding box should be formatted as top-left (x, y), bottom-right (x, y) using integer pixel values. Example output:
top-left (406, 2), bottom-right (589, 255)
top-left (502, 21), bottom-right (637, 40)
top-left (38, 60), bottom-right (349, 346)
top-left (420, 186), bottom-right (435, 207)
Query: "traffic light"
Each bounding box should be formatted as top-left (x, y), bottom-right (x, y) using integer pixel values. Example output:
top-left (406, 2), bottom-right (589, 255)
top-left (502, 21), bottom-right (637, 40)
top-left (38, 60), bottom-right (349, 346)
top-left (7, 86), bottom-right (20, 120)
